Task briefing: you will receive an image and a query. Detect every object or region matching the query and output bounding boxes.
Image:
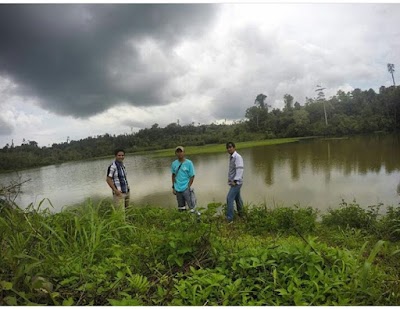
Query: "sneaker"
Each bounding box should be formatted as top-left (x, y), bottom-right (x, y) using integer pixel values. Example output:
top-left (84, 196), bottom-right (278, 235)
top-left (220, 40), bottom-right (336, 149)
top-left (190, 209), bottom-right (201, 215)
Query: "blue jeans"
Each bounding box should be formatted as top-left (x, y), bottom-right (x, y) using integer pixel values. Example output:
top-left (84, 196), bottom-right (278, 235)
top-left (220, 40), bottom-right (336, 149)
top-left (226, 184), bottom-right (243, 222)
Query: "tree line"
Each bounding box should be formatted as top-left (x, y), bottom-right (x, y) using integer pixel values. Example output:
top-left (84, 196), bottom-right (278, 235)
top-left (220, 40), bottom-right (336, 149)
top-left (0, 85), bottom-right (399, 173)
top-left (246, 85), bottom-right (400, 137)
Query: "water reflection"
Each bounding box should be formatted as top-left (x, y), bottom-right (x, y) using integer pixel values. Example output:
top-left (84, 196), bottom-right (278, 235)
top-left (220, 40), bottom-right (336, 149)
top-left (0, 134), bottom-right (399, 212)
top-left (249, 134), bottom-right (400, 187)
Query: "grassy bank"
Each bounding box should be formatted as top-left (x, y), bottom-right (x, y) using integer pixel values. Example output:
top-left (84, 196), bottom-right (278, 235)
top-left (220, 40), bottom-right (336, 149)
top-left (64, 138), bottom-right (302, 163)
top-left (1, 199), bottom-right (400, 305)
top-left (142, 137), bottom-right (301, 158)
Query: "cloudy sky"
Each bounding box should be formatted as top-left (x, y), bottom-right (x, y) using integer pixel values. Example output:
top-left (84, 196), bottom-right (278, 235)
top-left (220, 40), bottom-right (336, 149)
top-left (0, 2), bottom-right (399, 147)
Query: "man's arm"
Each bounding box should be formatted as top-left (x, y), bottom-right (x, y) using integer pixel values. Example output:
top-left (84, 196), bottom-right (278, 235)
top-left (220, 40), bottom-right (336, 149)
top-left (233, 155), bottom-right (244, 183)
top-left (172, 174), bottom-right (176, 188)
top-left (171, 173), bottom-right (177, 194)
top-left (106, 176), bottom-right (122, 196)
top-left (188, 176), bottom-right (195, 188)
top-left (188, 161), bottom-right (195, 188)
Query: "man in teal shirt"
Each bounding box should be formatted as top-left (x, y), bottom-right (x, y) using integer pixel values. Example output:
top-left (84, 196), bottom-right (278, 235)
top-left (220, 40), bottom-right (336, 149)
top-left (171, 146), bottom-right (197, 212)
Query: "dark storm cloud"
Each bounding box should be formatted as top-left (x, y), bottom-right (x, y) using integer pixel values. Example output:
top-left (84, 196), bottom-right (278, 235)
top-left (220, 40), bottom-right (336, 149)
top-left (0, 4), bottom-right (218, 117)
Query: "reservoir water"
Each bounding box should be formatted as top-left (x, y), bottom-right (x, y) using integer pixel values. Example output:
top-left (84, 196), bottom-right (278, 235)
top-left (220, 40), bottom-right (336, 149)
top-left (1, 134), bottom-right (399, 213)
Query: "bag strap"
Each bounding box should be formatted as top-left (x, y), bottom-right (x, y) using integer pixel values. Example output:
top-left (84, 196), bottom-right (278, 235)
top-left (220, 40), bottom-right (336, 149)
top-left (174, 162), bottom-right (183, 185)
top-left (176, 162), bottom-right (183, 175)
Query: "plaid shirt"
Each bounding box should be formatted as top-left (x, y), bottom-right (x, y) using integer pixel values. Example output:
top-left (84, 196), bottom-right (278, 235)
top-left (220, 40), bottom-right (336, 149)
top-left (107, 160), bottom-right (129, 193)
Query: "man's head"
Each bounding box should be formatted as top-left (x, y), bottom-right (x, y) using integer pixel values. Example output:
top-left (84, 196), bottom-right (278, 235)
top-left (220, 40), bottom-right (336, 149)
top-left (226, 142), bottom-right (236, 155)
top-left (175, 146), bottom-right (185, 160)
top-left (114, 148), bottom-right (125, 162)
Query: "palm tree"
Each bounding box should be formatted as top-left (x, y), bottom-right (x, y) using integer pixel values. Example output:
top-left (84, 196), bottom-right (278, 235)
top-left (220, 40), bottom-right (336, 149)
top-left (387, 63), bottom-right (396, 86)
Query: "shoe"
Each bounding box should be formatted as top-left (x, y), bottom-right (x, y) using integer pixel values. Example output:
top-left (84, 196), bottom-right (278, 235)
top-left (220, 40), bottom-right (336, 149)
top-left (190, 209), bottom-right (201, 215)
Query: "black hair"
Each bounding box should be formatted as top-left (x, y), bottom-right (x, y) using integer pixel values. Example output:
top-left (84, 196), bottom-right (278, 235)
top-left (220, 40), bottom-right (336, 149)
top-left (226, 142), bottom-right (236, 148)
top-left (114, 148), bottom-right (125, 156)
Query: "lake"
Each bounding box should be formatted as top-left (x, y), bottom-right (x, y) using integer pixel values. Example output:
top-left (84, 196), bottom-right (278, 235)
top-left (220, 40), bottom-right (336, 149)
top-left (1, 134), bottom-right (399, 213)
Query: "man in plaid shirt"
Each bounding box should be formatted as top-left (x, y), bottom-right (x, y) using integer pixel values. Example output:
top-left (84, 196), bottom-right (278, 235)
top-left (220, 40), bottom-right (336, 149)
top-left (106, 148), bottom-right (130, 210)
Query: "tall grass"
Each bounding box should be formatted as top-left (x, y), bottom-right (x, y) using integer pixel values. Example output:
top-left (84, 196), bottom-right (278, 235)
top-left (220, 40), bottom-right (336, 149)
top-left (1, 199), bottom-right (400, 305)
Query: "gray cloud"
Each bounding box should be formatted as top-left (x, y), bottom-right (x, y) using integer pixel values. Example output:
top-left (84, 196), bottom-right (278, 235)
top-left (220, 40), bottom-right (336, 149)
top-left (0, 118), bottom-right (13, 136)
top-left (204, 4), bottom-right (400, 120)
top-left (0, 4), bottom-right (218, 118)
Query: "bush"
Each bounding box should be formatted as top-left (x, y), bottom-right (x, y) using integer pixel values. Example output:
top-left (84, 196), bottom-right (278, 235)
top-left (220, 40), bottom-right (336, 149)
top-left (1, 200), bottom-right (399, 305)
top-left (321, 200), bottom-right (380, 231)
top-left (169, 237), bottom-right (386, 305)
top-left (245, 204), bottom-right (317, 235)
top-left (376, 205), bottom-right (400, 241)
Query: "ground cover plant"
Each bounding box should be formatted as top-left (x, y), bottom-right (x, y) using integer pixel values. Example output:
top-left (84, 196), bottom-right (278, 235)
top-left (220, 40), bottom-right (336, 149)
top-left (1, 199), bottom-right (400, 305)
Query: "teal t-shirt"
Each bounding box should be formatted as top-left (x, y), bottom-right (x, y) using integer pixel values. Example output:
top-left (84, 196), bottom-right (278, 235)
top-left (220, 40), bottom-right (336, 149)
top-left (171, 159), bottom-right (195, 192)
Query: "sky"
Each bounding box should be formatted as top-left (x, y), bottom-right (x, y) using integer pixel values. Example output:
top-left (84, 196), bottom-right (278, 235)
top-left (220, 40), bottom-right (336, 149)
top-left (0, 2), bottom-right (399, 147)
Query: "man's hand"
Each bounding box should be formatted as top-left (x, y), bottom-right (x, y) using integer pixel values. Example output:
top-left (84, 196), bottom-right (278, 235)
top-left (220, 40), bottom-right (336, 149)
top-left (172, 188), bottom-right (177, 195)
top-left (115, 190), bottom-right (122, 197)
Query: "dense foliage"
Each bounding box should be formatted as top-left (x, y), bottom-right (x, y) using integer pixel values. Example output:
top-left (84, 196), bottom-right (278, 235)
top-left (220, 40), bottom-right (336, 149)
top-left (0, 85), bottom-right (399, 172)
top-left (246, 85), bottom-right (400, 137)
top-left (1, 200), bottom-right (400, 305)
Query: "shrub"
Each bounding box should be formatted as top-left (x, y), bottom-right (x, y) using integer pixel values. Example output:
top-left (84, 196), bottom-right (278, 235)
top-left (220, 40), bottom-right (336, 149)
top-left (245, 204), bottom-right (317, 235)
top-left (169, 238), bottom-right (387, 305)
top-left (376, 205), bottom-right (400, 241)
top-left (321, 200), bottom-right (380, 231)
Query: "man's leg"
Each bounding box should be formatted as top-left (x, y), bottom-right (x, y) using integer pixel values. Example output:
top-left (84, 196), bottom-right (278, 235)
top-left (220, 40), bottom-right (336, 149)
top-left (112, 193), bottom-right (127, 220)
top-left (184, 188), bottom-right (200, 215)
top-left (226, 186), bottom-right (239, 222)
top-left (183, 188), bottom-right (194, 210)
top-left (113, 193), bottom-right (124, 210)
top-left (176, 192), bottom-right (187, 211)
top-left (124, 192), bottom-right (130, 209)
top-left (234, 185), bottom-right (244, 216)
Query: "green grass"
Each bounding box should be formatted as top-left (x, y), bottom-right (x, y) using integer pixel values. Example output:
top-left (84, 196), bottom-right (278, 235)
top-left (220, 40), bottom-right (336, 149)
top-left (1, 199), bottom-right (400, 305)
top-left (144, 137), bottom-right (301, 158)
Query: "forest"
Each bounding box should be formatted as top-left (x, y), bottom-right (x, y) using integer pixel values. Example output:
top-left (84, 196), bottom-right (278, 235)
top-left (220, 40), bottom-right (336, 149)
top-left (0, 85), bottom-right (399, 172)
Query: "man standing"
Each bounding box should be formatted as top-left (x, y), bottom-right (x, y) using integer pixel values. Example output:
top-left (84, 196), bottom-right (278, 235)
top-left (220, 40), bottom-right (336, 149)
top-left (226, 142), bottom-right (244, 223)
top-left (171, 146), bottom-right (197, 213)
top-left (106, 148), bottom-right (130, 210)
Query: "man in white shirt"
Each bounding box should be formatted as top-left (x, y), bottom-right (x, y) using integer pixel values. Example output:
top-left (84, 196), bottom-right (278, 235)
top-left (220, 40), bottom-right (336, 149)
top-left (226, 142), bottom-right (244, 223)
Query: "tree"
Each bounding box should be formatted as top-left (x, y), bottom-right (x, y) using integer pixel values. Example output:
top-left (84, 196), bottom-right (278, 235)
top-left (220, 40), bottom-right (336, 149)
top-left (245, 106), bottom-right (268, 131)
top-left (283, 94), bottom-right (294, 111)
top-left (316, 85), bottom-right (328, 126)
top-left (387, 63), bottom-right (396, 86)
top-left (255, 93), bottom-right (267, 110)
top-left (245, 94), bottom-right (270, 130)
